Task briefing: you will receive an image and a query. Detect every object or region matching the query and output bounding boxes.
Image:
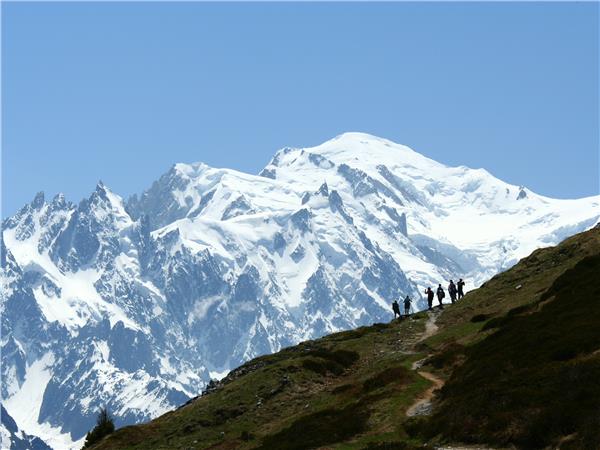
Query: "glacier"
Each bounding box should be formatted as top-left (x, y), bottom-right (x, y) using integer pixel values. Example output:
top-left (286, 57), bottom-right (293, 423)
top-left (1, 132), bottom-right (598, 449)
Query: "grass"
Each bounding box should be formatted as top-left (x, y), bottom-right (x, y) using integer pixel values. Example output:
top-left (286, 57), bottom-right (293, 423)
top-left (91, 312), bottom-right (434, 450)
top-left (91, 227), bottom-right (600, 450)
top-left (422, 320), bottom-right (484, 348)
top-left (413, 252), bottom-right (600, 449)
top-left (362, 366), bottom-right (412, 393)
top-left (300, 348), bottom-right (360, 376)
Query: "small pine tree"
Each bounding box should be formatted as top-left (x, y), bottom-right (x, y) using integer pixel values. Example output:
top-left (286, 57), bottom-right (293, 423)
top-left (83, 407), bottom-right (115, 448)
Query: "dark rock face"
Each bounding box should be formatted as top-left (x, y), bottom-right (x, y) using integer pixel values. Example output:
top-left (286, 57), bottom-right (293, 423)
top-left (291, 209), bottom-right (311, 233)
top-left (376, 165), bottom-right (425, 206)
top-left (291, 244), bottom-right (306, 262)
top-left (338, 164), bottom-right (404, 205)
top-left (381, 206), bottom-right (408, 237)
top-left (259, 168), bottom-right (277, 179)
top-left (126, 166), bottom-right (194, 230)
top-left (329, 191), bottom-right (354, 225)
top-left (222, 196), bottom-right (254, 220)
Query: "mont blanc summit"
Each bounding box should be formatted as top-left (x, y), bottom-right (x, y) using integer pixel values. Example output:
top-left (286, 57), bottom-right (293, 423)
top-left (2, 133), bottom-right (598, 448)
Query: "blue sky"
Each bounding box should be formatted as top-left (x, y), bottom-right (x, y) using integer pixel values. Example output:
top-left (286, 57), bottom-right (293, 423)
top-left (2, 2), bottom-right (598, 217)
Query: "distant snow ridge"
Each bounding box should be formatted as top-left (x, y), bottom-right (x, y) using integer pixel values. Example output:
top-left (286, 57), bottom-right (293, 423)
top-left (2, 132), bottom-right (598, 449)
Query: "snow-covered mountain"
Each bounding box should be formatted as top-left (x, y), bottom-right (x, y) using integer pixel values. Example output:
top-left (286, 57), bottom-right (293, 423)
top-left (2, 132), bottom-right (598, 449)
top-left (1, 406), bottom-right (52, 450)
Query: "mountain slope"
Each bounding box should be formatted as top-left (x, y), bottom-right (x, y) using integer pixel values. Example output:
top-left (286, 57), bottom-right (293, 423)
top-left (91, 226), bottom-right (600, 449)
top-left (1, 406), bottom-right (52, 450)
top-left (1, 133), bottom-right (598, 447)
top-left (412, 228), bottom-right (600, 449)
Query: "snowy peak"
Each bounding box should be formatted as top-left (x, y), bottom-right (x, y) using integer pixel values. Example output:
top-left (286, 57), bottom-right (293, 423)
top-left (2, 132), bottom-right (599, 449)
top-left (86, 181), bottom-right (132, 224)
top-left (126, 162), bottom-right (244, 230)
top-left (263, 132), bottom-right (540, 211)
top-left (31, 191), bottom-right (46, 210)
top-left (49, 183), bottom-right (135, 272)
top-left (313, 131), bottom-right (433, 167)
top-left (126, 164), bottom-right (198, 230)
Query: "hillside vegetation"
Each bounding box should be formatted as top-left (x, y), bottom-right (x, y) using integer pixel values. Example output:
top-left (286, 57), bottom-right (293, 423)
top-left (92, 226), bottom-right (600, 450)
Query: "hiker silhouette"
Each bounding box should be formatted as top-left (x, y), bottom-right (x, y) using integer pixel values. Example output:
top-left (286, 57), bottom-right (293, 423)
top-left (392, 300), bottom-right (401, 319)
top-left (425, 287), bottom-right (434, 310)
top-left (448, 280), bottom-right (457, 304)
top-left (457, 279), bottom-right (466, 299)
top-left (404, 295), bottom-right (412, 316)
top-left (436, 284), bottom-right (445, 308)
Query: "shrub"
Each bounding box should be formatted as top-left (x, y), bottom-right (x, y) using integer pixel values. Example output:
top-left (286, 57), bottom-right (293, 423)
top-left (362, 441), bottom-right (428, 450)
top-left (332, 383), bottom-right (355, 395)
top-left (426, 343), bottom-right (465, 370)
top-left (301, 348), bottom-right (360, 376)
top-left (470, 314), bottom-right (489, 323)
top-left (258, 403), bottom-right (370, 450)
top-left (308, 348), bottom-right (360, 367)
top-left (83, 407), bottom-right (115, 448)
top-left (362, 366), bottom-right (411, 392)
top-left (240, 430), bottom-right (254, 441)
top-left (302, 357), bottom-right (344, 375)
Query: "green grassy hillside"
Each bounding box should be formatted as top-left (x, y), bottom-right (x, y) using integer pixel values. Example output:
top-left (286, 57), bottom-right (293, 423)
top-left (92, 226), bottom-right (600, 450)
top-left (411, 239), bottom-right (600, 449)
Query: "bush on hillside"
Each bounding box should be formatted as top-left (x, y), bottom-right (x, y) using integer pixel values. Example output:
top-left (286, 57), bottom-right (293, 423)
top-left (83, 407), bottom-right (115, 448)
